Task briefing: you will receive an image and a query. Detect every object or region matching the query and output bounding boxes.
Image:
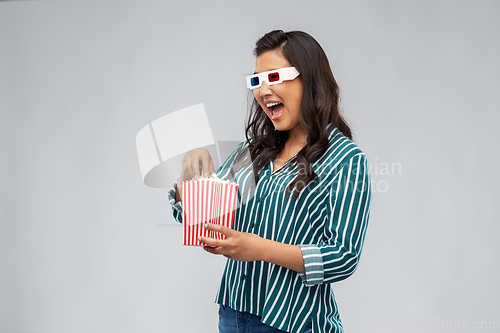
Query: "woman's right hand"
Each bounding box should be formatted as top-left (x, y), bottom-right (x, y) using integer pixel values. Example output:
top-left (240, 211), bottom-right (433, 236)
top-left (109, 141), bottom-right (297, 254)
top-left (175, 148), bottom-right (215, 202)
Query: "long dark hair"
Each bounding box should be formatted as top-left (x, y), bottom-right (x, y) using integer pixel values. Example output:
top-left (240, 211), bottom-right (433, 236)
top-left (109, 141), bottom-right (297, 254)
top-left (245, 30), bottom-right (352, 196)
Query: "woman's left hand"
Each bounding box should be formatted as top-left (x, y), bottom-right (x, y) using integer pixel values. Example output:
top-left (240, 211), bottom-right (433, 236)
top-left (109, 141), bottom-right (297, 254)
top-left (200, 223), bottom-right (266, 262)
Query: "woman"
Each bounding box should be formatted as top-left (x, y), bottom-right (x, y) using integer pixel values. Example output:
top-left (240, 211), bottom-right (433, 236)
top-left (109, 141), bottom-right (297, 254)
top-left (169, 30), bottom-right (372, 333)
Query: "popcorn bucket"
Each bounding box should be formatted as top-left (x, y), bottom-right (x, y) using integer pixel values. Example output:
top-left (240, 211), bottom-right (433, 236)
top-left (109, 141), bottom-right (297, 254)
top-left (182, 177), bottom-right (239, 246)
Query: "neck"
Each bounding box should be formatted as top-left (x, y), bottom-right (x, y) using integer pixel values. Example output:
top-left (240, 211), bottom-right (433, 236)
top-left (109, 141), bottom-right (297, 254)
top-left (287, 125), bottom-right (308, 147)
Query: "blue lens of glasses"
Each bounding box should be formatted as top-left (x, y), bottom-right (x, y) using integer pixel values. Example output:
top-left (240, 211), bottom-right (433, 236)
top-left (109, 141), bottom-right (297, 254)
top-left (250, 76), bottom-right (260, 87)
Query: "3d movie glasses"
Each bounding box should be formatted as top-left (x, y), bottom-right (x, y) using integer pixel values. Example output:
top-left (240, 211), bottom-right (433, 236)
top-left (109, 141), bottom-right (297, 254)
top-left (246, 67), bottom-right (300, 90)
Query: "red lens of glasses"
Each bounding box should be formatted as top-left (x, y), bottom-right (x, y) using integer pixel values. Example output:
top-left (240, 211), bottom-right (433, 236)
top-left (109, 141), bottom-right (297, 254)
top-left (268, 72), bottom-right (280, 82)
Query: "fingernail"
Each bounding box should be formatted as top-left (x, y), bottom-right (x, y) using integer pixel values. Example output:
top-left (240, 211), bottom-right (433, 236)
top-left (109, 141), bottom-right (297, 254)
top-left (204, 223), bottom-right (207, 229)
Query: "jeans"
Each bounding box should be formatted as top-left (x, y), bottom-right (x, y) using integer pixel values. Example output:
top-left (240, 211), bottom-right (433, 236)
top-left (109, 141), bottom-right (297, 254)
top-left (219, 305), bottom-right (313, 333)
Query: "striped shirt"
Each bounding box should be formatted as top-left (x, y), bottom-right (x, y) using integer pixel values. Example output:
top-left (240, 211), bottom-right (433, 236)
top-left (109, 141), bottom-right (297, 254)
top-left (168, 125), bottom-right (372, 333)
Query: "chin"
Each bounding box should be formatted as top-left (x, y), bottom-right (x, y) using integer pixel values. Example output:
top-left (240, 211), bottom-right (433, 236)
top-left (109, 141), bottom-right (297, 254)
top-left (272, 123), bottom-right (289, 132)
top-left (267, 115), bottom-right (290, 132)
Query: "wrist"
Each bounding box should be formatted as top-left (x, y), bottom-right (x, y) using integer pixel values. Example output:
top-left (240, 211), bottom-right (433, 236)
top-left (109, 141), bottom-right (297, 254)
top-left (258, 237), bottom-right (271, 262)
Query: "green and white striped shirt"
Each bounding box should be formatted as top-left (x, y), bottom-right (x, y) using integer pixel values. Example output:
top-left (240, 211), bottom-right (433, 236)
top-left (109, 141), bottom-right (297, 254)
top-left (168, 125), bottom-right (372, 333)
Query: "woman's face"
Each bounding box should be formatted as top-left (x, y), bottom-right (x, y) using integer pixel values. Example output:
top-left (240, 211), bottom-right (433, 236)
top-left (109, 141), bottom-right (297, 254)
top-left (253, 50), bottom-right (304, 137)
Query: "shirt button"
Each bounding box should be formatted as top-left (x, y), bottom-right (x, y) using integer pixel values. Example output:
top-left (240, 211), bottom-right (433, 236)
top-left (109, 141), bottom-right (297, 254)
top-left (250, 223), bottom-right (255, 228)
top-left (256, 197), bottom-right (261, 203)
top-left (241, 274), bottom-right (246, 280)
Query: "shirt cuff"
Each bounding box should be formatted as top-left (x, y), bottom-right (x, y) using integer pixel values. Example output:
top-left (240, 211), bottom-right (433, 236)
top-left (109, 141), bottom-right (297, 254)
top-left (167, 180), bottom-right (183, 224)
top-left (299, 244), bottom-right (325, 287)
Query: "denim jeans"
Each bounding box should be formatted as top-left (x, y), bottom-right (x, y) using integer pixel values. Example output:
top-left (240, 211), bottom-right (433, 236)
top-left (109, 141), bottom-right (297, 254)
top-left (219, 305), bottom-right (313, 333)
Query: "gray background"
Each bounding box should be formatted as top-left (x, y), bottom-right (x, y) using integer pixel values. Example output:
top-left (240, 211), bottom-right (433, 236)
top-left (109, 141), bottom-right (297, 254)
top-left (1, 1), bottom-right (499, 332)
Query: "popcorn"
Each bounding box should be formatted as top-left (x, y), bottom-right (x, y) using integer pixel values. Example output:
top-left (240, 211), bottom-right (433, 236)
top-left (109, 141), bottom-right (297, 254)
top-left (181, 175), bottom-right (239, 246)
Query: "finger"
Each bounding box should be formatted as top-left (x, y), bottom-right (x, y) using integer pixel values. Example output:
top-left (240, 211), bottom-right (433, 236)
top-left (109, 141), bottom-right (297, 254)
top-left (199, 159), bottom-right (204, 177)
top-left (190, 150), bottom-right (201, 179)
top-left (200, 153), bottom-right (214, 177)
top-left (203, 245), bottom-right (214, 253)
top-left (203, 245), bottom-right (222, 254)
top-left (208, 156), bottom-right (215, 175)
top-left (199, 235), bottom-right (222, 247)
top-left (203, 223), bottom-right (233, 236)
top-left (182, 151), bottom-right (193, 179)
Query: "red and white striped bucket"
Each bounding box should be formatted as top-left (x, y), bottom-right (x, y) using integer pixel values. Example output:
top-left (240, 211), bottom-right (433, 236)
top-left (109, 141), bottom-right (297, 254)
top-left (182, 177), bottom-right (238, 246)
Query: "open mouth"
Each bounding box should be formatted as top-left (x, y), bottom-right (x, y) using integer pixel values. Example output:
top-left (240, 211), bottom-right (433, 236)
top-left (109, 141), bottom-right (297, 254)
top-left (266, 102), bottom-right (284, 120)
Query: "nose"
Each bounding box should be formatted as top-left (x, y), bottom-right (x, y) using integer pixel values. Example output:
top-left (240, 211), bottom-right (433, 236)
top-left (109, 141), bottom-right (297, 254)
top-left (259, 82), bottom-right (272, 97)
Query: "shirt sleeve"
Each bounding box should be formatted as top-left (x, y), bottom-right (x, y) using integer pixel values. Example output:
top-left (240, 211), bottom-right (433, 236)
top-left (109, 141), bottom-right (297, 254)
top-left (299, 153), bottom-right (372, 286)
top-left (167, 180), bottom-right (183, 224)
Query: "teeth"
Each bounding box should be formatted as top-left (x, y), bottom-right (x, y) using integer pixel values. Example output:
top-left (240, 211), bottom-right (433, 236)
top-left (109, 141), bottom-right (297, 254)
top-left (266, 102), bottom-right (281, 108)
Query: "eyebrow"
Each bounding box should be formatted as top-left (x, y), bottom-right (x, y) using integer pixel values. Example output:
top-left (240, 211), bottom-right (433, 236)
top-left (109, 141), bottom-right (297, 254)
top-left (252, 68), bottom-right (281, 75)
